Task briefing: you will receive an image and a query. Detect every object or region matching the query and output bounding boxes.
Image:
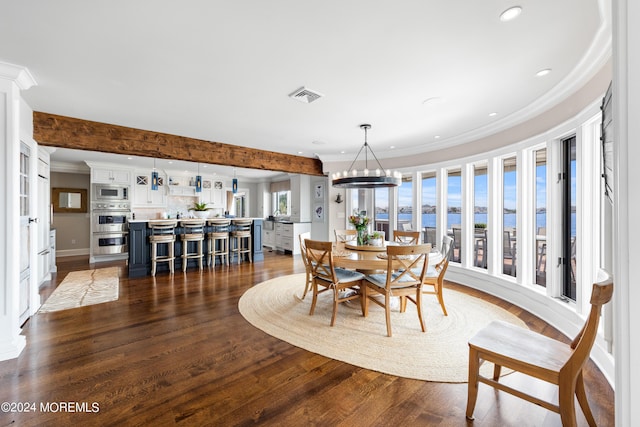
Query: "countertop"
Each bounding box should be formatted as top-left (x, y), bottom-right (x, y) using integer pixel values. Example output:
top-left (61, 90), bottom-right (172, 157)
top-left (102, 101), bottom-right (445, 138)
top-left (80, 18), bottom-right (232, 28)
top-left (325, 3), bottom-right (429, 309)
top-left (128, 217), bottom-right (265, 223)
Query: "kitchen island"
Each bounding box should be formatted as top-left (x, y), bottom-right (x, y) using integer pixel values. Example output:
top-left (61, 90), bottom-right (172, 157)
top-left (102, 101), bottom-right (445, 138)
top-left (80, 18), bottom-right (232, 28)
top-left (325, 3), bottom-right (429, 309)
top-left (128, 218), bottom-right (263, 277)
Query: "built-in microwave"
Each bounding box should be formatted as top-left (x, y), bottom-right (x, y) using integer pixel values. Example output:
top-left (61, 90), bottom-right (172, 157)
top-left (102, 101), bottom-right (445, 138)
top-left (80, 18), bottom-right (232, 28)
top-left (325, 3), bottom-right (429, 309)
top-left (93, 184), bottom-right (129, 201)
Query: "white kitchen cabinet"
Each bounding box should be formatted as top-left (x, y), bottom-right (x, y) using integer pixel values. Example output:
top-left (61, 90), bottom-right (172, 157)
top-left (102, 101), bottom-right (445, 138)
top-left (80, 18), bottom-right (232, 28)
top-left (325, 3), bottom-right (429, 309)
top-left (133, 170), bottom-right (167, 207)
top-left (290, 174), bottom-right (311, 222)
top-left (275, 222), bottom-right (311, 255)
top-left (91, 166), bottom-right (132, 185)
top-left (200, 179), bottom-right (225, 208)
top-left (168, 185), bottom-right (197, 196)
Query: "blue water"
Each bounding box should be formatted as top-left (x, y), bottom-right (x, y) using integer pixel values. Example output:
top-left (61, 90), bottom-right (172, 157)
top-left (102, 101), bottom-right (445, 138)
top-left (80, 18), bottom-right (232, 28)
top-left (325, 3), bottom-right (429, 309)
top-left (376, 213), bottom-right (576, 237)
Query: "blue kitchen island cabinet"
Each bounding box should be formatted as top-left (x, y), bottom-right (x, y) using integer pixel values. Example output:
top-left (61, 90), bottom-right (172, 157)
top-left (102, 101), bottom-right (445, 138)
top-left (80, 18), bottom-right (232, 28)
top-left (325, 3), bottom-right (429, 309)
top-left (128, 218), bottom-right (264, 278)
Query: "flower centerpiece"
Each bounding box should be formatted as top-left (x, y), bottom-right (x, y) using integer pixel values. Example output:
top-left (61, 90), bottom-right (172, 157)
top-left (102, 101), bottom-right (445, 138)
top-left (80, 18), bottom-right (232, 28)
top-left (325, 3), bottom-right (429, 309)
top-left (349, 212), bottom-right (370, 246)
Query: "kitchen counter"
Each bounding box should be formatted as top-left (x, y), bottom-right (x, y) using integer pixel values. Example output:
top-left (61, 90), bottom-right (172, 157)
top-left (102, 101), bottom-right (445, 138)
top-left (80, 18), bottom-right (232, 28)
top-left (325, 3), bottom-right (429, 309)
top-left (127, 218), bottom-right (264, 277)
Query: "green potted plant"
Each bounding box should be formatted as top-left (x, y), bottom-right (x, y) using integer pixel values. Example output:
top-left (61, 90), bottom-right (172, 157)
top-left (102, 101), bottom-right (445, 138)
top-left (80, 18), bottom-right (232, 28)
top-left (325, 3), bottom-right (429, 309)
top-left (189, 201), bottom-right (211, 219)
top-left (367, 231), bottom-right (384, 246)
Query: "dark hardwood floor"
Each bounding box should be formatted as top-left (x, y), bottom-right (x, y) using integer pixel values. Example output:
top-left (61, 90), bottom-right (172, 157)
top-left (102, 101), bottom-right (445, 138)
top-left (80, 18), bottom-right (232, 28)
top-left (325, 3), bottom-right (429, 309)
top-left (0, 252), bottom-right (614, 426)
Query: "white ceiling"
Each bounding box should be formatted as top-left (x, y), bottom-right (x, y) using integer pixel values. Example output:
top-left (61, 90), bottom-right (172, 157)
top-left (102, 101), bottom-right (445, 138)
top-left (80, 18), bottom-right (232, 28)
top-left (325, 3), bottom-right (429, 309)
top-left (0, 1), bottom-right (610, 178)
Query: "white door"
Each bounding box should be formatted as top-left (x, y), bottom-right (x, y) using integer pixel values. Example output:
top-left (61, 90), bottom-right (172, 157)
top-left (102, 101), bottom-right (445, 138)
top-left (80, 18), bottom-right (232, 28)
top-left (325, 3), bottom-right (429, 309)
top-left (19, 141), bottom-right (38, 325)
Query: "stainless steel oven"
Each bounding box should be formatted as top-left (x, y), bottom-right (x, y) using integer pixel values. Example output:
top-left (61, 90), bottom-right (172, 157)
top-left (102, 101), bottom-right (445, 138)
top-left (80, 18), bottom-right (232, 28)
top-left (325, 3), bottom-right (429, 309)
top-left (91, 201), bottom-right (131, 257)
top-left (92, 210), bottom-right (129, 233)
top-left (93, 184), bottom-right (129, 201)
top-left (92, 232), bottom-right (128, 255)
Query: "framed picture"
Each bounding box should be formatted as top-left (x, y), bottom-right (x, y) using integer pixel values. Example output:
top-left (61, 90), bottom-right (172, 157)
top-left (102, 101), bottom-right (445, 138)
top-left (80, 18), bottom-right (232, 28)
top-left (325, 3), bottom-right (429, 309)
top-left (314, 183), bottom-right (324, 200)
top-left (203, 180), bottom-right (212, 189)
top-left (314, 204), bottom-right (324, 222)
top-left (214, 181), bottom-right (223, 189)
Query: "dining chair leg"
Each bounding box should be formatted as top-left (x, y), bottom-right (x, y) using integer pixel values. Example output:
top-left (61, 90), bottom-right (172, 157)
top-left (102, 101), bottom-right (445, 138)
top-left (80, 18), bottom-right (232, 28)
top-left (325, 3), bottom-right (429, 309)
top-left (436, 283), bottom-right (448, 316)
top-left (330, 287), bottom-right (339, 326)
top-left (302, 271), bottom-right (311, 299)
top-left (359, 281), bottom-right (366, 316)
top-left (309, 281), bottom-right (319, 316)
top-left (465, 347), bottom-right (480, 420)
top-left (559, 382), bottom-right (578, 427)
top-left (385, 293), bottom-right (392, 337)
top-left (399, 296), bottom-right (408, 313)
top-left (363, 285), bottom-right (369, 316)
top-left (416, 290), bottom-right (426, 332)
top-left (575, 370), bottom-right (597, 427)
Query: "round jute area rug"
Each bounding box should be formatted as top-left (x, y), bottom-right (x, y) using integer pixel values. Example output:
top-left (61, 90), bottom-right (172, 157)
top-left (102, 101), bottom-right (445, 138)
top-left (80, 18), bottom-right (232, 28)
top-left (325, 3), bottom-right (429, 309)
top-left (239, 274), bottom-right (526, 383)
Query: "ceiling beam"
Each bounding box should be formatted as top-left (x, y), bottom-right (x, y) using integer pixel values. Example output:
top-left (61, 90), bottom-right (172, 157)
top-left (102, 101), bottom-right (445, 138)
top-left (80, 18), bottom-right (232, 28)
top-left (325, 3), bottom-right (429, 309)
top-left (33, 111), bottom-right (325, 176)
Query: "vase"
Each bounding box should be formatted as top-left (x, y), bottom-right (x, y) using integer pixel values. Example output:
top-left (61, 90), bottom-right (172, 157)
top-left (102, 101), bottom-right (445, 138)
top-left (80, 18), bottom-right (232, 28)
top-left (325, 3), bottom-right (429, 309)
top-left (357, 228), bottom-right (367, 246)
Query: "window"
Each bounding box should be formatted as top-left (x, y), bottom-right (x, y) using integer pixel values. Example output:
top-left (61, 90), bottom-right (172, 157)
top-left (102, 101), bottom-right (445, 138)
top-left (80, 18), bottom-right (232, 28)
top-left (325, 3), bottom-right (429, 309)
top-left (273, 190), bottom-right (291, 216)
top-left (474, 164), bottom-right (488, 269)
top-left (374, 187), bottom-right (389, 236)
top-left (447, 169), bottom-right (462, 262)
top-left (535, 149), bottom-right (547, 286)
top-left (562, 136), bottom-right (577, 300)
top-left (421, 172), bottom-right (437, 245)
top-left (503, 157), bottom-right (517, 276)
top-left (397, 175), bottom-right (413, 231)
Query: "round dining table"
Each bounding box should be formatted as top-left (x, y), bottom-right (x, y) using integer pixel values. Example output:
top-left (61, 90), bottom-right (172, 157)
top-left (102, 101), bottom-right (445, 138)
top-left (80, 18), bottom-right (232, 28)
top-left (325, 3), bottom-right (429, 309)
top-left (332, 241), bottom-right (443, 270)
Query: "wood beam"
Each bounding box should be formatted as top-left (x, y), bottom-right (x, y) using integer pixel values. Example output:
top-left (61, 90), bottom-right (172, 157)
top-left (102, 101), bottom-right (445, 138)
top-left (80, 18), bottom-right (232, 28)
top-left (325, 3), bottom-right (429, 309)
top-left (33, 112), bottom-right (325, 176)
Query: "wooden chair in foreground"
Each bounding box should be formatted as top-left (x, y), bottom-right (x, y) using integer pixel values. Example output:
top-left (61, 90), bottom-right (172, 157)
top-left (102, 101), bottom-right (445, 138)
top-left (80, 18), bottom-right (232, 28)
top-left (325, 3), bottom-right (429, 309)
top-left (421, 235), bottom-right (454, 316)
top-left (298, 232), bottom-right (311, 299)
top-left (393, 230), bottom-right (421, 244)
top-left (306, 239), bottom-right (365, 326)
top-left (465, 271), bottom-right (613, 427)
top-left (363, 244), bottom-right (431, 337)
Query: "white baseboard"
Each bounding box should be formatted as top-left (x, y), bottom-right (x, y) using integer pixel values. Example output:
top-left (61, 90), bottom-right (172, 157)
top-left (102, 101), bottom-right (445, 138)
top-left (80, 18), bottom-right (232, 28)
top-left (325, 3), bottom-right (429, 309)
top-left (56, 248), bottom-right (90, 257)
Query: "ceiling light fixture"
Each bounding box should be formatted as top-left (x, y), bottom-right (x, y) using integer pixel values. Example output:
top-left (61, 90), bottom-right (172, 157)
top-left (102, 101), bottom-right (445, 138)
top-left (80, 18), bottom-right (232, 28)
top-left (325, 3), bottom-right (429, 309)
top-left (499, 6), bottom-right (522, 22)
top-left (331, 124), bottom-right (402, 189)
top-left (536, 68), bottom-right (552, 77)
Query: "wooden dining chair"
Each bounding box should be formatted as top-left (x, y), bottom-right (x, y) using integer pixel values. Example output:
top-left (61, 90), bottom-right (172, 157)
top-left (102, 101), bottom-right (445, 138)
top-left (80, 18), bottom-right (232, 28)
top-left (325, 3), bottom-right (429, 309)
top-left (334, 229), bottom-right (357, 242)
top-left (393, 230), bottom-right (420, 244)
top-left (305, 239), bottom-right (365, 326)
top-left (466, 271), bottom-right (613, 426)
top-left (422, 235), bottom-right (454, 316)
top-left (362, 244), bottom-right (431, 337)
top-left (298, 232), bottom-right (311, 299)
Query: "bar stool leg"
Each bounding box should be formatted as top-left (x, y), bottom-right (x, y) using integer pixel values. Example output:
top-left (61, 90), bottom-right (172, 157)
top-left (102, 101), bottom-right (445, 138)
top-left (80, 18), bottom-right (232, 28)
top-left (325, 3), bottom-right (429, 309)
top-left (169, 241), bottom-right (175, 274)
top-left (151, 242), bottom-right (157, 276)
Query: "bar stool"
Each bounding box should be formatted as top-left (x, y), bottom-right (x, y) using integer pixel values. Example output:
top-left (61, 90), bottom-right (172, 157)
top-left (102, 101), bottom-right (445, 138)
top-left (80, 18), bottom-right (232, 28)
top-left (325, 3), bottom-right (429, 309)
top-left (179, 219), bottom-right (206, 272)
top-left (207, 219), bottom-right (231, 267)
top-left (148, 220), bottom-right (177, 276)
top-left (231, 219), bottom-right (253, 264)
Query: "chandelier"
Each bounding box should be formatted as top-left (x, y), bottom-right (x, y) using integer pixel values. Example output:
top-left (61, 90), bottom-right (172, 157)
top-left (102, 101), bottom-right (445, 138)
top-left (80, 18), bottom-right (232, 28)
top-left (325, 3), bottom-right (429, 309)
top-left (331, 124), bottom-right (402, 188)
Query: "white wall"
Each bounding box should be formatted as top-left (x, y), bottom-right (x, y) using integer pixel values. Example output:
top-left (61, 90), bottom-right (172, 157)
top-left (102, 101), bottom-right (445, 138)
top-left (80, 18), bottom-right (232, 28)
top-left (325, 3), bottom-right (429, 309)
top-left (612, 0), bottom-right (639, 424)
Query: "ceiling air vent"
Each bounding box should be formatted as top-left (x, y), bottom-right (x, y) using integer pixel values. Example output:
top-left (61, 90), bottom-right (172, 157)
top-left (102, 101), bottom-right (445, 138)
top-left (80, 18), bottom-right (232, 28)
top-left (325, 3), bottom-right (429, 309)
top-left (288, 86), bottom-right (323, 104)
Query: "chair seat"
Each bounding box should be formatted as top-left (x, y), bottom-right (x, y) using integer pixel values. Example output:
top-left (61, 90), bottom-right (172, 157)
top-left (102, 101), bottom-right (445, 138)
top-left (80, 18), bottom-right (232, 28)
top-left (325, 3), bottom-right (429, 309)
top-left (181, 233), bottom-right (204, 240)
top-left (149, 235), bottom-right (175, 242)
top-left (317, 268), bottom-right (365, 284)
top-left (366, 272), bottom-right (420, 288)
top-left (469, 320), bottom-right (572, 375)
top-left (409, 265), bottom-right (437, 278)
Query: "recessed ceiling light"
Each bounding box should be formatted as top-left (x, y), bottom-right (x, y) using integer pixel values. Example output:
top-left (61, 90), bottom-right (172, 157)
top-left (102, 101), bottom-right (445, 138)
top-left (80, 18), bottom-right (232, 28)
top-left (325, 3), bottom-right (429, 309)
top-left (389, 146), bottom-right (395, 149)
top-left (298, 151), bottom-right (303, 154)
top-left (312, 140), bottom-right (325, 145)
top-left (499, 6), bottom-right (522, 22)
top-left (168, 161), bottom-right (173, 164)
top-left (489, 112), bottom-right (498, 117)
top-left (340, 150), bottom-right (346, 154)
top-left (536, 68), bottom-right (552, 77)
top-left (127, 157), bottom-right (132, 160)
top-left (434, 135), bottom-right (441, 139)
